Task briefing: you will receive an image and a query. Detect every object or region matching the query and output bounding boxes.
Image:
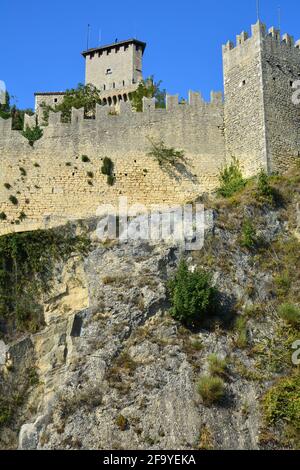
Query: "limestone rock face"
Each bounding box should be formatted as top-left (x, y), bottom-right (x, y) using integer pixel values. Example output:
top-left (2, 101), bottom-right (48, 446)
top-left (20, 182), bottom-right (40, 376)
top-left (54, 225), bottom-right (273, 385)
top-left (1, 188), bottom-right (298, 450)
top-left (14, 234), bottom-right (261, 451)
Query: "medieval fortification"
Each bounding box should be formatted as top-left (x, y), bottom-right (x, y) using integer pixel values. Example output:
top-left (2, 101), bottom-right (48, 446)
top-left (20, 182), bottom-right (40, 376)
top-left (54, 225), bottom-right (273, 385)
top-left (0, 20), bottom-right (300, 235)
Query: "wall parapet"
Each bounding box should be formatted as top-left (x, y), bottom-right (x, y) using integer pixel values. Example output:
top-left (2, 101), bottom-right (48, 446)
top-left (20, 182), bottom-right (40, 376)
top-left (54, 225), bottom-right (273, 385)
top-left (223, 20), bottom-right (300, 54)
top-left (0, 89), bottom-right (224, 142)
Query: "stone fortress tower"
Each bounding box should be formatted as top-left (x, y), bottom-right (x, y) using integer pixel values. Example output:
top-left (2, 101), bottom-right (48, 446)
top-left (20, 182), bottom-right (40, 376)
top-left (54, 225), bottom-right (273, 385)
top-left (82, 39), bottom-right (146, 106)
top-left (223, 21), bottom-right (300, 177)
top-left (35, 38), bottom-right (146, 114)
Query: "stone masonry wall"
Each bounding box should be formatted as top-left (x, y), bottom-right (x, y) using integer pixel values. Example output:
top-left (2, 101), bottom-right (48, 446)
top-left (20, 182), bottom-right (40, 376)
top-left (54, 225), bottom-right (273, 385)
top-left (261, 32), bottom-right (300, 173)
top-left (223, 22), bottom-right (268, 176)
top-left (0, 92), bottom-right (225, 235)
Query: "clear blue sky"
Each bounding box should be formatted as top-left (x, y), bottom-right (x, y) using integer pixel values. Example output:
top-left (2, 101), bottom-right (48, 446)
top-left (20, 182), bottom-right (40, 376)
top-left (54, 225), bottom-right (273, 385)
top-left (1, 0), bottom-right (300, 109)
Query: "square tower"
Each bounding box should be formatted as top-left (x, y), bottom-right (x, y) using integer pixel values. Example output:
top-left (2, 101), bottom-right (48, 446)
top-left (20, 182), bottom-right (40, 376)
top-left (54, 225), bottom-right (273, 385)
top-left (82, 39), bottom-right (146, 102)
top-left (223, 21), bottom-right (300, 175)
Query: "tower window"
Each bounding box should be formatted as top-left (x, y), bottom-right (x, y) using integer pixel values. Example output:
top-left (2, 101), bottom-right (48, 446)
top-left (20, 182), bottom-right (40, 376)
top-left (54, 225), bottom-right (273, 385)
top-left (122, 80), bottom-right (125, 86)
top-left (54, 98), bottom-right (58, 103)
top-left (103, 84), bottom-right (106, 90)
top-left (113, 82), bottom-right (115, 88)
top-left (290, 80), bottom-right (294, 87)
top-left (242, 80), bottom-right (246, 86)
top-left (106, 68), bottom-right (112, 75)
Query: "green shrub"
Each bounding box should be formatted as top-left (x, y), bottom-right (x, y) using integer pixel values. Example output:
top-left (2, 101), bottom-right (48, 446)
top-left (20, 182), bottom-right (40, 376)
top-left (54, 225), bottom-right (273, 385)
top-left (65, 162), bottom-right (72, 167)
top-left (87, 171), bottom-right (94, 179)
top-left (263, 373), bottom-right (300, 447)
top-left (101, 157), bottom-right (113, 176)
top-left (19, 167), bottom-right (27, 176)
top-left (278, 303), bottom-right (300, 328)
top-left (22, 125), bottom-right (43, 146)
top-left (101, 157), bottom-right (115, 186)
top-left (0, 212), bottom-right (7, 221)
top-left (275, 271), bottom-right (291, 296)
top-left (0, 400), bottom-right (13, 425)
top-left (234, 316), bottom-right (248, 349)
top-left (208, 354), bottom-right (228, 378)
top-left (107, 175), bottom-right (115, 186)
top-left (217, 157), bottom-right (246, 198)
top-left (197, 376), bottom-right (225, 406)
top-left (34, 162), bottom-right (40, 168)
top-left (257, 170), bottom-right (274, 199)
top-left (116, 414), bottom-right (128, 431)
top-left (240, 219), bottom-right (257, 249)
top-left (81, 155), bottom-right (90, 163)
top-left (147, 138), bottom-right (185, 166)
top-left (168, 260), bottom-right (216, 326)
top-left (9, 195), bottom-right (18, 205)
top-left (4, 183), bottom-right (11, 190)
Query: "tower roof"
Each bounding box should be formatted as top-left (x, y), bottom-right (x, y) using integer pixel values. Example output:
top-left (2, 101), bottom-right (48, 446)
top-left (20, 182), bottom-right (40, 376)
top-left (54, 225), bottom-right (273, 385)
top-left (81, 38), bottom-right (146, 58)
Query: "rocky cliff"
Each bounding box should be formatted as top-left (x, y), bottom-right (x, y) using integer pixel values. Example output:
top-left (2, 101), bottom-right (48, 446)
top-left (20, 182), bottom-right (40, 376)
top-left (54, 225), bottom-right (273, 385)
top-left (0, 166), bottom-right (299, 450)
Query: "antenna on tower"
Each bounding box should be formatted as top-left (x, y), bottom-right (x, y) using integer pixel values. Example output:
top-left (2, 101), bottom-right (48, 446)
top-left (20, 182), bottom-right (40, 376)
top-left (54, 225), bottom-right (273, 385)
top-left (256, 0), bottom-right (260, 20)
top-left (278, 5), bottom-right (281, 30)
top-left (87, 24), bottom-right (91, 50)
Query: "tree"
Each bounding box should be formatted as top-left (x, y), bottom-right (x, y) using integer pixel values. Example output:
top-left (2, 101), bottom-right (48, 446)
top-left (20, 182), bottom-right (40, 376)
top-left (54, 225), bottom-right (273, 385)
top-left (42, 83), bottom-right (102, 123)
top-left (0, 91), bottom-right (34, 130)
top-left (130, 76), bottom-right (166, 112)
top-left (217, 157), bottom-right (246, 198)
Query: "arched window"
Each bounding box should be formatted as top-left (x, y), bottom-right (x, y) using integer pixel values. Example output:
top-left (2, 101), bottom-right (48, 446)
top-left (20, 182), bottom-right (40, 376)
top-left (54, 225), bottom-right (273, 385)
top-left (108, 97), bottom-right (112, 106)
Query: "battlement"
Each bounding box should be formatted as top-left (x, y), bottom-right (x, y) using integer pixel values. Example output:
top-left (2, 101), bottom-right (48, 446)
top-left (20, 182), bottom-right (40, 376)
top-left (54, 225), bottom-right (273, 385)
top-left (223, 20), bottom-right (300, 54)
top-left (0, 90), bottom-right (224, 139)
top-left (0, 89), bottom-right (225, 236)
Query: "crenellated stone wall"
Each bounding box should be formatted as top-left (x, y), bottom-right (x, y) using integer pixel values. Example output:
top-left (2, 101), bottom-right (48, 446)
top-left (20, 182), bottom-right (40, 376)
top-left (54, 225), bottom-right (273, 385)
top-left (0, 91), bottom-right (225, 235)
top-left (223, 21), bottom-right (300, 176)
top-left (1, 20), bottom-right (300, 237)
